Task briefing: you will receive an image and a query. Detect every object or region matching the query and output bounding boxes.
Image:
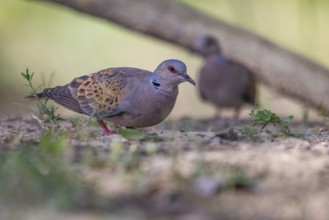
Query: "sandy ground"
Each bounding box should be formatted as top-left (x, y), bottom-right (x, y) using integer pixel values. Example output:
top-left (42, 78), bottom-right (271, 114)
top-left (1, 114), bottom-right (329, 220)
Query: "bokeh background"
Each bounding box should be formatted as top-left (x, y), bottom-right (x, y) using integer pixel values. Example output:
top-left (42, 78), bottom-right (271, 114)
top-left (1, 0), bottom-right (329, 120)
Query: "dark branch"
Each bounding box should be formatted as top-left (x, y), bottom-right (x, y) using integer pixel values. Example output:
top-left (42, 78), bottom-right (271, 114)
top-left (36, 0), bottom-right (329, 112)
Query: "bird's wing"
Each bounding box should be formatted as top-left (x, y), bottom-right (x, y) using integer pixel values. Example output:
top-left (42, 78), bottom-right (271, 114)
top-left (68, 68), bottom-right (128, 118)
top-left (220, 60), bottom-right (257, 105)
top-left (42, 85), bottom-right (84, 114)
top-left (243, 73), bottom-right (257, 105)
top-left (233, 63), bottom-right (257, 105)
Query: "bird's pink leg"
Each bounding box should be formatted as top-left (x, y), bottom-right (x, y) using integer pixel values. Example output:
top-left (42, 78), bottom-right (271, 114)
top-left (97, 120), bottom-right (113, 135)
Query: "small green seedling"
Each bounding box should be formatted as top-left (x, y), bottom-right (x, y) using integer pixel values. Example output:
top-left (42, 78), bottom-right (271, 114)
top-left (119, 127), bottom-right (166, 142)
top-left (250, 108), bottom-right (281, 131)
top-left (250, 108), bottom-right (294, 132)
top-left (21, 69), bottom-right (62, 127)
top-left (240, 106), bottom-right (297, 138)
top-left (239, 126), bottom-right (258, 139)
top-left (119, 127), bottom-right (146, 139)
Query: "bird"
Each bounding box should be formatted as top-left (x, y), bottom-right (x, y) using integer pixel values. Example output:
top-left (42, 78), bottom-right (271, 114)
top-left (25, 59), bottom-right (195, 134)
top-left (193, 35), bottom-right (257, 119)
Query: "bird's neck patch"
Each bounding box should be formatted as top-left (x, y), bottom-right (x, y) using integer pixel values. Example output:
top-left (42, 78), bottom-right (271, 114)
top-left (152, 79), bottom-right (161, 90)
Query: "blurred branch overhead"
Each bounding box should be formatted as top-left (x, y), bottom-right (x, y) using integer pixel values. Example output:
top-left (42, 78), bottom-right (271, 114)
top-left (36, 0), bottom-right (329, 112)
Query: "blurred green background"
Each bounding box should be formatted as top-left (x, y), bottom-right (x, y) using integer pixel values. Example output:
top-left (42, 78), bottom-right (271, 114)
top-left (1, 0), bottom-right (328, 120)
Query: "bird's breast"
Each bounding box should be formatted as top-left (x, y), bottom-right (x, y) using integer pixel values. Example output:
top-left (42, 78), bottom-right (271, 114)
top-left (107, 87), bottom-right (177, 128)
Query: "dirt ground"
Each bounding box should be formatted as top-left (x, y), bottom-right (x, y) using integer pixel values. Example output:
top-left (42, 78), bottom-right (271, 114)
top-left (1, 114), bottom-right (329, 220)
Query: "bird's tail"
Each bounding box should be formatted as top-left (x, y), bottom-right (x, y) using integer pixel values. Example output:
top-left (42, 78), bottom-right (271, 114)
top-left (24, 93), bottom-right (46, 101)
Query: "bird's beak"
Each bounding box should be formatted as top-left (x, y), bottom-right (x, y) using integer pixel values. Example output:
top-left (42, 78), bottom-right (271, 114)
top-left (184, 74), bottom-right (196, 86)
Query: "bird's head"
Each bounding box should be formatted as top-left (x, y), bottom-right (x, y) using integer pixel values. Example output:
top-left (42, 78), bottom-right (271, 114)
top-left (153, 59), bottom-right (195, 86)
top-left (192, 35), bottom-right (222, 57)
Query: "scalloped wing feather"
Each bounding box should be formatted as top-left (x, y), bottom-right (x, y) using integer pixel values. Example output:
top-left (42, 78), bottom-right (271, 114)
top-left (68, 68), bottom-right (127, 118)
top-left (42, 85), bottom-right (83, 114)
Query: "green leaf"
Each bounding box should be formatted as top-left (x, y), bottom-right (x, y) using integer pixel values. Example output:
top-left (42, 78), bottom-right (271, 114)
top-left (21, 68), bottom-right (62, 127)
top-left (119, 127), bottom-right (166, 142)
top-left (21, 71), bottom-right (28, 80)
top-left (119, 127), bottom-right (146, 139)
top-left (251, 109), bottom-right (280, 125)
top-left (249, 107), bottom-right (297, 136)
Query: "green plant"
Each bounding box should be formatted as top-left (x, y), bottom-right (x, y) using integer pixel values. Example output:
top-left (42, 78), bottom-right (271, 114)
top-left (0, 132), bottom-right (99, 210)
top-left (21, 68), bottom-right (62, 127)
top-left (119, 127), bottom-right (166, 142)
top-left (239, 126), bottom-right (258, 139)
top-left (250, 108), bottom-right (282, 131)
top-left (39, 128), bottom-right (67, 153)
top-left (250, 107), bottom-right (294, 133)
top-left (187, 160), bottom-right (266, 192)
top-left (240, 107), bottom-right (297, 138)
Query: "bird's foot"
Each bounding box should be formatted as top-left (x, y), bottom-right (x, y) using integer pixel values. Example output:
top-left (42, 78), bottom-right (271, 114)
top-left (97, 120), bottom-right (115, 135)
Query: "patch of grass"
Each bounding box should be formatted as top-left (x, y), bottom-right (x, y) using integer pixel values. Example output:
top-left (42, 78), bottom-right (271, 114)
top-left (182, 159), bottom-right (266, 193)
top-left (84, 137), bottom-right (144, 180)
top-left (224, 167), bottom-right (266, 190)
top-left (239, 126), bottom-right (258, 139)
top-left (21, 68), bottom-right (63, 128)
top-left (0, 131), bottom-right (100, 210)
top-left (170, 146), bottom-right (267, 193)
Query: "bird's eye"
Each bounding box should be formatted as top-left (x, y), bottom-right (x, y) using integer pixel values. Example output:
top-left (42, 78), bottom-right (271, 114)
top-left (168, 65), bottom-right (177, 73)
